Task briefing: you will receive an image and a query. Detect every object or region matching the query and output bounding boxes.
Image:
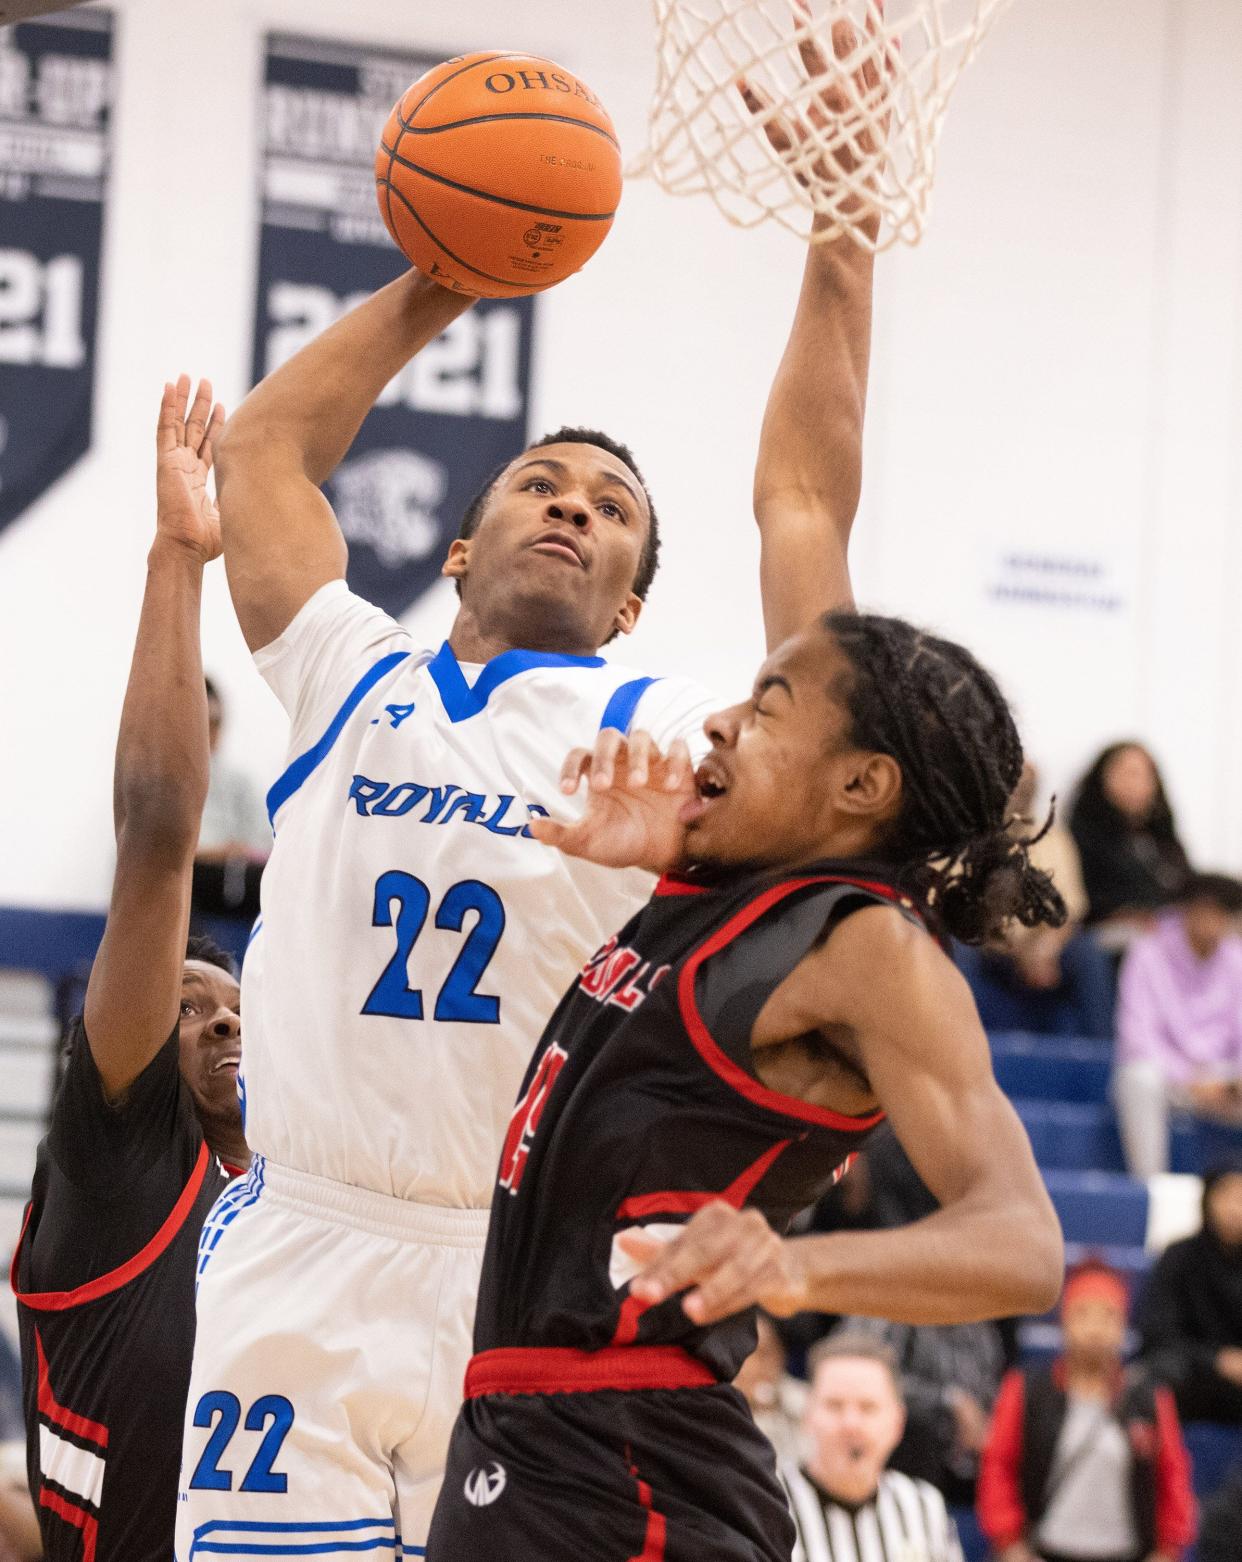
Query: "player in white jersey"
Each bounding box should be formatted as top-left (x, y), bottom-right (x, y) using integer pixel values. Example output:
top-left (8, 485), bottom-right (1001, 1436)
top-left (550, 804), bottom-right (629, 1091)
top-left (178, 34), bottom-right (882, 1562)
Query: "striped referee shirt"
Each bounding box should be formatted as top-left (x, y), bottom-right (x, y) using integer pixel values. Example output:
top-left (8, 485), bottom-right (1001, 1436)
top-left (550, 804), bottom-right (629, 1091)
top-left (780, 1463), bottom-right (966, 1562)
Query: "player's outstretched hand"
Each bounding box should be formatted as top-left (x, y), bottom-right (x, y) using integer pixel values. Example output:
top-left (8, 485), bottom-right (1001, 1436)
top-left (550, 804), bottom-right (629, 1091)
top-left (617, 1203), bottom-right (810, 1325)
top-left (739, 0), bottom-right (896, 197)
top-left (155, 374), bottom-right (226, 564)
top-left (528, 730), bottom-right (697, 874)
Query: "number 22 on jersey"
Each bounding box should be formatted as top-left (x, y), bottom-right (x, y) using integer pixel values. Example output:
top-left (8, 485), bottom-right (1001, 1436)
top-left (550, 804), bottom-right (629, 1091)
top-left (362, 869), bottom-right (506, 1024)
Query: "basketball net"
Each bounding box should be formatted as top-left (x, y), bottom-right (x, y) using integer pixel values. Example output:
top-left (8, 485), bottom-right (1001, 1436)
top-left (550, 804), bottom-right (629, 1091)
top-left (636, 0), bottom-right (1014, 251)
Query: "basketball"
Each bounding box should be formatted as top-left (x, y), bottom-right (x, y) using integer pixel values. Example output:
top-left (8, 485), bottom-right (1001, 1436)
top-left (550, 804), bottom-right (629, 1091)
top-left (375, 52), bottom-right (623, 298)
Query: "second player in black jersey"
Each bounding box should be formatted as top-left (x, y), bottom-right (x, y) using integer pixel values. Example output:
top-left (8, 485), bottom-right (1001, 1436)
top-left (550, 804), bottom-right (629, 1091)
top-left (429, 607), bottom-right (1067, 1562)
top-left (13, 380), bottom-right (250, 1562)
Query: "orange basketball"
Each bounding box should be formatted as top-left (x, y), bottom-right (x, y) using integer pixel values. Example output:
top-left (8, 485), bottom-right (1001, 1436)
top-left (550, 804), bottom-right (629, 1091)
top-left (375, 52), bottom-right (623, 299)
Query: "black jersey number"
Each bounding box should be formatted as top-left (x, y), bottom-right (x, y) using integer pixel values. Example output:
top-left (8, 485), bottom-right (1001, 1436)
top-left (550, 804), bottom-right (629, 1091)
top-left (188, 1391), bottom-right (294, 1493)
top-left (362, 870), bottom-right (506, 1024)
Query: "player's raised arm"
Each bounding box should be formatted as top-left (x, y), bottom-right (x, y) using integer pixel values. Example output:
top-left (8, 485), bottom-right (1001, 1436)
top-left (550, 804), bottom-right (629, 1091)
top-left (215, 271), bottom-right (473, 651)
top-left (84, 378), bottom-right (224, 1100)
top-left (748, 4), bottom-right (893, 645)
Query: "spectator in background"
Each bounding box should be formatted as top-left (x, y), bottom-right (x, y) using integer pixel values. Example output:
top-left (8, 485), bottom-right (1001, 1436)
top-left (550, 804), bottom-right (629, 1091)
top-left (735, 1312), bottom-right (808, 1467)
top-left (781, 1334), bottom-right (965, 1562)
top-left (1113, 875), bottom-right (1242, 1177)
top-left (1197, 1456), bottom-right (1242, 1562)
top-left (190, 675), bottom-right (269, 926)
top-left (1068, 742), bottom-right (1189, 951)
top-left (1139, 1159), bottom-right (1242, 1424)
top-left (957, 763), bottom-right (1115, 1039)
top-left (978, 1259), bottom-right (1195, 1562)
top-left (833, 1313), bottom-right (1007, 1505)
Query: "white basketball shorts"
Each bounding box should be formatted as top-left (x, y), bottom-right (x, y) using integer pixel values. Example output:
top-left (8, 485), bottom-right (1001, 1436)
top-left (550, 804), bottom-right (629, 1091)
top-left (175, 1157), bottom-right (488, 1562)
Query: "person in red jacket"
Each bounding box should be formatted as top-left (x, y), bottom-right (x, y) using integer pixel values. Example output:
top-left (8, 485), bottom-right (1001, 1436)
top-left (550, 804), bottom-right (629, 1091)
top-left (977, 1260), bottom-right (1195, 1562)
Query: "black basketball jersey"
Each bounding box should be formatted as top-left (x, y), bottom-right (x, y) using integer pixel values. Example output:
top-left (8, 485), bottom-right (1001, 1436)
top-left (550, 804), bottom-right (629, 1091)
top-left (11, 1018), bottom-right (242, 1562)
top-left (474, 862), bottom-right (919, 1383)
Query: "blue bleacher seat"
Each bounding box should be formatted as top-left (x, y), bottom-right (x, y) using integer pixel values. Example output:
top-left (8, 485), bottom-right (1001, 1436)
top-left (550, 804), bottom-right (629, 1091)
top-left (990, 1032), bottom-right (1112, 1105)
top-left (1185, 1420), bottom-right (1242, 1502)
top-left (1016, 1099), bottom-right (1125, 1172)
top-left (1042, 1168), bottom-right (1149, 1246)
top-left (949, 1504), bottom-right (987, 1562)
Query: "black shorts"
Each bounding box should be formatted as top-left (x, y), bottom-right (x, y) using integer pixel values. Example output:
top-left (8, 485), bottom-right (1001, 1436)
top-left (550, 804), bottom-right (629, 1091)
top-left (427, 1349), bottom-right (794, 1562)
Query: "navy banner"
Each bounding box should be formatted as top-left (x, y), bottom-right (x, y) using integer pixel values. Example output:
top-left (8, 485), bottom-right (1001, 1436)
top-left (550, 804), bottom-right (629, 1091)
top-left (0, 7), bottom-right (111, 533)
top-left (253, 33), bottom-right (535, 620)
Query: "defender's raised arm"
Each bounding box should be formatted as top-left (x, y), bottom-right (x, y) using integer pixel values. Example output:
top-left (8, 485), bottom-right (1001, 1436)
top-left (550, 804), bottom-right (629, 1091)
top-left (84, 379), bottom-right (223, 1099)
top-left (749, 7), bottom-right (892, 645)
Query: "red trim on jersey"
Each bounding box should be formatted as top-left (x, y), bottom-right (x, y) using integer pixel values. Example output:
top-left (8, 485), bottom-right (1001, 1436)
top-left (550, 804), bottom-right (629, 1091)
top-left (13, 1142), bottom-right (212, 1312)
top-left (611, 1142), bottom-right (795, 1344)
top-left (653, 874), bottom-right (709, 897)
top-left (627, 1465), bottom-right (668, 1562)
top-left (615, 1138), bottom-right (793, 1222)
top-left (464, 1345), bottom-right (717, 1398)
top-left (611, 1291), bottom-right (648, 1347)
top-left (678, 876), bottom-right (893, 1132)
top-left (39, 1487), bottom-right (98, 1562)
top-left (36, 1332), bottom-right (108, 1448)
top-left (222, 1162), bottom-right (247, 1179)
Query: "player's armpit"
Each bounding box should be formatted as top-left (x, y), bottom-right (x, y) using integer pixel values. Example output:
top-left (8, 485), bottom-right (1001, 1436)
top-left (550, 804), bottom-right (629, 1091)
top-left (786, 907), bottom-right (1064, 1322)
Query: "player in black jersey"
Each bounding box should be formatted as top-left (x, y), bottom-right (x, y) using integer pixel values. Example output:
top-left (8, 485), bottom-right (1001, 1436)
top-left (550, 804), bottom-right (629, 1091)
top-left (12, 379), bottom-right (250, 1562)
top-left (428, 610), bottom-right (1066, 1562)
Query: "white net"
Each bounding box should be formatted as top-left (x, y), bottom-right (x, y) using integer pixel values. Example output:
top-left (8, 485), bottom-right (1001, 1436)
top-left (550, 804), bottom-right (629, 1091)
top-left (637, 0), bottom-right (1014, 251)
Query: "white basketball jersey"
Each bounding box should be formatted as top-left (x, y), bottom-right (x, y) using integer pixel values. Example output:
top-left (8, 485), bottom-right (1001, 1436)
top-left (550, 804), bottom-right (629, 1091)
top-left (243, 580), bottom-right (720, 1207)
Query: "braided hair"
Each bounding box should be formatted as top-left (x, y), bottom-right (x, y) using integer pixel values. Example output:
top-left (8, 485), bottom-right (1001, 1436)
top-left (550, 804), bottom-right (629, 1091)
top-left (823, 611), bottom-right (1067, 944)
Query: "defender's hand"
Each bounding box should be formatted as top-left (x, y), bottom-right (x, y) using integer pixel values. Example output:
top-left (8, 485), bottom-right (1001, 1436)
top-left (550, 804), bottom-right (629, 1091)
top-left (529, 731), bottom-right (697, 874)
top-left (155, 375), bottom-right (225, 563)
top-left (740, 0), bottom-right (897, 197)
top-left (618, 1203), bottom-right (810, 1325)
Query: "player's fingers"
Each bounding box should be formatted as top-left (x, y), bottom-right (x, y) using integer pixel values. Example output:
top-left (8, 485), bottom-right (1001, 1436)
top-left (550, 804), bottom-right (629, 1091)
top-left (628, 1204), bottom-right (736, 1304)
top-left (559, 748), bottom-right (593, 794)
top-left (527, 816), bottom-right (580, 855)
top-left (683, 1257), bottom-right (771, 1326)
top-left (170, 372), bottom-right (191, 443)
top-left (590, 729), bottom-right (625, 792)
top-left (200, 405), bottom-right (226, 473)
top-left (626, 729), bottom-right (657, 789)
top-left (616, 1228), bottom-right (668, 1266)
top-left (156, 381), bottom-right (178, 454)
top-left (794, 0), bottom-right (832, 81)
top-left (682, 1231), bottom-right (782, 1323)
top-left (663, 737), bottom-right (694, 793)
top-left (185, 379), bottom-right (213, 453)
top-left (739, 77), bottom-right (799, 157)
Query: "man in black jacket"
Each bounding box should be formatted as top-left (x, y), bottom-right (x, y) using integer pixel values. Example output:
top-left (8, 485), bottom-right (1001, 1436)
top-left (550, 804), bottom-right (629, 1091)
top-left (1139, 1159), bottom-right (1242, 1423)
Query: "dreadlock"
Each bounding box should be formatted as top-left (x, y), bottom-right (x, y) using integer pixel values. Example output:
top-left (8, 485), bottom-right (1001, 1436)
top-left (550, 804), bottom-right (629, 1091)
top-left (823, 611), bottom-right (1067, 945)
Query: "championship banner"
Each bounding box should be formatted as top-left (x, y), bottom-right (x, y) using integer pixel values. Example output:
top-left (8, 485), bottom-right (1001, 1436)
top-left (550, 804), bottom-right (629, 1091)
top-left (0, 7), bottom-right (111, 533)
top-left (254, 34), bottom-right (536, 619)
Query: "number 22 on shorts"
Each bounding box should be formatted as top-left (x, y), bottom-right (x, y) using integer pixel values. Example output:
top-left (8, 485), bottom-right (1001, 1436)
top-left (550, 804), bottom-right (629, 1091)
top-left (187, 1391), bottom-right (294, 1493)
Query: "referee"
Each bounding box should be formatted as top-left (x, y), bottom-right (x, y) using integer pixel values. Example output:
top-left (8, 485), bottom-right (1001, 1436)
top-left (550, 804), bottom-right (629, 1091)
top-left (12, 380), bottom-right (250, 1561)
top-left (780, 1334), bottom-right (965, 1562)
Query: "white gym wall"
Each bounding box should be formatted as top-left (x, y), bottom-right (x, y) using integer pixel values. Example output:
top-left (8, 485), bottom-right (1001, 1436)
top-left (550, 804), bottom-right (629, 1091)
top-left (1, 0), bottom-right (1241, 910)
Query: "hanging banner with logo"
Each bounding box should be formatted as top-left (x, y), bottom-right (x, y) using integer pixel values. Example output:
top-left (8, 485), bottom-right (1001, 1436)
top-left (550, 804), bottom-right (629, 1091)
top-left (254, 33), bottom-right (535, 619)
top-left (0, 7), bottom-right (112, 533)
